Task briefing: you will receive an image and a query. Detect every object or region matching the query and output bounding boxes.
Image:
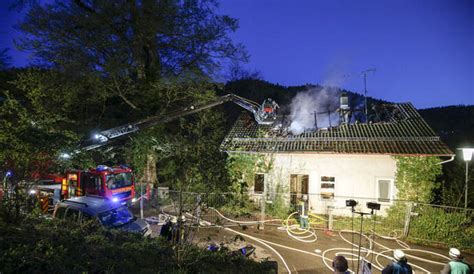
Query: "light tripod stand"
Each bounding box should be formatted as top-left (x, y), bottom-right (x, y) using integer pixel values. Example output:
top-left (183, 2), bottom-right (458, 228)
top-left (346, 200), bottom-right (380, 274)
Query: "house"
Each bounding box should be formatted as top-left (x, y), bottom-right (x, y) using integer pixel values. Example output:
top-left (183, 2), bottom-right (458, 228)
top-left (221, 103), bottom-right (453, 216)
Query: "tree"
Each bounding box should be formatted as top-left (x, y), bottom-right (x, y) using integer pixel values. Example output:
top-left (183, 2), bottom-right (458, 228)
top-left (0, 70), bottom-right (87, 182)
top-left (125, 81), bottom-right (231, 193)
top-left (13, 0), bottom-right (248, 190)
top-left (17, 0), bottom-right (248, 109)
top-left (0, 48), bottom-right (11, 70)
top-left (438, 160), bottom-right (474, 208)
top-left (226, 61), bottom-right (263, 82)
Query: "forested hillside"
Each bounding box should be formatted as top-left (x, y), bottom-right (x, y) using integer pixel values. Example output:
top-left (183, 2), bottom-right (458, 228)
top-left (225, 78), bottom-right (386, 110)
top-left (419, 105), bottom-right (474, 149)
top-left (223, 78), bottom-right (387, 126)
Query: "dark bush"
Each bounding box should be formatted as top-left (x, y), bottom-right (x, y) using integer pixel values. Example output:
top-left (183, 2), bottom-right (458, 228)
top-left (408, 206), bottom-right (474, 250)
top-left (0, 215), bottom-right (275, 273)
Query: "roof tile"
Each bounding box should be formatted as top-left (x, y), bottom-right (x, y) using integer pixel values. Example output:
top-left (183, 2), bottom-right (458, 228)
top-left (222, 103), bottom-right (452, 156)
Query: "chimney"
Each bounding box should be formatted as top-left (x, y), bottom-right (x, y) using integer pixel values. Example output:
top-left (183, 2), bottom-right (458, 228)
top-left (339, 92), bottom-right (351, 124)
top-left (340, 92), bottom-right (349, 110)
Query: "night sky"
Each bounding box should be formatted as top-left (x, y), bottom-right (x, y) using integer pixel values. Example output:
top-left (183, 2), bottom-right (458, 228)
top-left (1, 0), bottom-right (473, 109)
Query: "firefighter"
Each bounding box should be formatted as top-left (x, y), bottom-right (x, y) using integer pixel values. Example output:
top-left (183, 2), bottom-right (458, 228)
top-left (299, 194), bottom-right (309, 229)
top-left (259, 98), bottom-right (279, 122)
top-left (381, 250), bottom-right (413, 274)
top-left (441, 248), bottom-right (472, 274)
top-left (263, 98), bottom-right (279, 113)
top-left (160, 217), bottom-right (174, 241)
top-left (332, 255), bottom-right (350, 274)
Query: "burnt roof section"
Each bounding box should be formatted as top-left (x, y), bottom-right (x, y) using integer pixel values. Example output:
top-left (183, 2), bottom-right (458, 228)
top-left (221, 103), bottom-right (453, 156)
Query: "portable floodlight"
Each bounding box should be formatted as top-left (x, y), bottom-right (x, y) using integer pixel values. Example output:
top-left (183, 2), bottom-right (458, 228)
top-left (346, 199), bottom-right (357, 207)
top-left (366, 202), bottom-right (381, 211)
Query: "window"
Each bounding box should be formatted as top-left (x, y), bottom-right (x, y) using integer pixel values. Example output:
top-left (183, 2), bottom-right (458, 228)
top-left (106, 172), bottom-right (133, 190)
top-left (320, 176), bottom-right (335, 200)
top-left (377, 179), bottom-right (393, 203)
top-left (79, 212), bottom-right (92, 223)
top-left (55, 206), bottom-right (67, 218)
top-left (64, 208), bottom-right (80, 222)
top-left (83, 174), bottom-right (102, 195)
top-left (254, 174), bottom-right (264, 193)
top-left (99, 206), bottom-right (135, 228)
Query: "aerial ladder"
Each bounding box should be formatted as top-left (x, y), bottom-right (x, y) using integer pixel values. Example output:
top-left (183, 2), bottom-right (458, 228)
top-left (29, 93), bottom-right (278, 211)
top-left (81, 93), bottom-right (279, 151)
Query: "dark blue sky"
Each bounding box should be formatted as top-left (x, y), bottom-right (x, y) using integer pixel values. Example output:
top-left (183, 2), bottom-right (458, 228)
top-left (218, 0), bottom-right (473, 108)
top-left (1, 1), bottom-right (472, 108)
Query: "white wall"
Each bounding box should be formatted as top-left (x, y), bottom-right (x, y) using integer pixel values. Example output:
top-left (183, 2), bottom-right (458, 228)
top-left (264, 153), bottom-right (397, 216)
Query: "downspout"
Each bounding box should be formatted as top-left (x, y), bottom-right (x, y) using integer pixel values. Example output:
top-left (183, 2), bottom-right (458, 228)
top-left (437, 155), bottom-right (455, 165)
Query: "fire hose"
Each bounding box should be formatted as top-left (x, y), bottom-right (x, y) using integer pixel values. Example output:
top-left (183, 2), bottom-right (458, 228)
top-left (159, 205), bottom-right (451, 273)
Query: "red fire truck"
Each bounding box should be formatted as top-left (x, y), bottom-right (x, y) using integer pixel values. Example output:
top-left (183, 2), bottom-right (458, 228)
top-left (61, 165), bottom-right (136, 204)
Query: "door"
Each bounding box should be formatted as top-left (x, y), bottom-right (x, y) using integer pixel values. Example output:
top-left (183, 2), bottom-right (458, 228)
top-left (82, 173), bottom-right (102, 196)
top-left (66, 173), bottom-right (79, 198)
top-left (290, 174), bottom-right (309, 208)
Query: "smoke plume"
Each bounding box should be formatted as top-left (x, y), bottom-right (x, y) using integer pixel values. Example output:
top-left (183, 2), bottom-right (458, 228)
top-left (289, 86), bottom-right (342, 135)
top-left (288, 63), bottom-right (350, 135)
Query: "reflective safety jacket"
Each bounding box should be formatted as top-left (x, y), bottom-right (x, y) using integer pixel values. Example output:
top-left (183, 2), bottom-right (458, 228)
top-left (441, 260), bottom-right (472, 274)
top-left (381, 261), bottom-right (413, 274)
top-left (299, 200), bottom-right (308, 217)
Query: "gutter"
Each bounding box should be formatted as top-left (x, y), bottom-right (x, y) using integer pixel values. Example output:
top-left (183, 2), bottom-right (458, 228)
top-left (437, 155), bottom-right (455, 165)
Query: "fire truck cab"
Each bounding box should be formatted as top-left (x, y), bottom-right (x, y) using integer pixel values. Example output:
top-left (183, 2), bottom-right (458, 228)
top-left (62, 165), bottom-right (135, 204)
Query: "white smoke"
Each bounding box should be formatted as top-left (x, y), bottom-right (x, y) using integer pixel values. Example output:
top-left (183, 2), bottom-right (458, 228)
top-left (289, 91), bottom-right (318, 135)
top-left (289, 86), bottom-right (342, 135)
top-left (288, 64), bottom-right (350, 135)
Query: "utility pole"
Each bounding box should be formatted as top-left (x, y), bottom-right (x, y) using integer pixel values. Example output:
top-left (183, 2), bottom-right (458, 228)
top-left (360, 68), bottom-right (376, 121)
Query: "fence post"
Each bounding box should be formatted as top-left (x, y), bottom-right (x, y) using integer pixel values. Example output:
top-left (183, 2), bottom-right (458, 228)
top-left (403, 202), bottom-right (413, 238)
top-left (259, 188), bottom-right (266, 230)
top-left (328, 206), bottom-right (334, 231)
top-left (140, 180), bottom-right (144, 219)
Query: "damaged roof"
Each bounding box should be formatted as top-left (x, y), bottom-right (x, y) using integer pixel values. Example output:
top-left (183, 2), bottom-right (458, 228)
top-left (221, 103), bottom-right (453, 156)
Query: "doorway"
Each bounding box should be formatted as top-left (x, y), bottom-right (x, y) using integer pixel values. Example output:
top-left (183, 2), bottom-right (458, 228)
top-left (82, 173), bottom-right (102, 195)
top-left (67, 173), bottom-right (78, 198)
top-left (290, 174), bottom-right (309, 208)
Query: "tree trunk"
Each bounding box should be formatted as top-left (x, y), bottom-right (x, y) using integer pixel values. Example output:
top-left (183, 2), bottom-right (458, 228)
top-left (145, 151), bottom-right (158, 198)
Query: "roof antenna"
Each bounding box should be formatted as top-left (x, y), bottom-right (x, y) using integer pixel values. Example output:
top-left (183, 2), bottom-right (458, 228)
top-left (313, 110), bottom-right (318, 129)
top-left (361, 68), bottom-right (376, 122)
top-left (327, 107), bottom-right (332, 128)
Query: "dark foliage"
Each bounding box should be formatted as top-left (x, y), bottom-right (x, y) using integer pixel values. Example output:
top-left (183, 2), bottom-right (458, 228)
top-left (17, 0), bottom-right (247, 84)
top-left (419, 105), bottom-right (474, 207)
top-left (0, 48), bottom-right (11, 70)
top-left (0, 216), bottom-right (275, 273)
top-left (419, 105), bottom-right (474, 149)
